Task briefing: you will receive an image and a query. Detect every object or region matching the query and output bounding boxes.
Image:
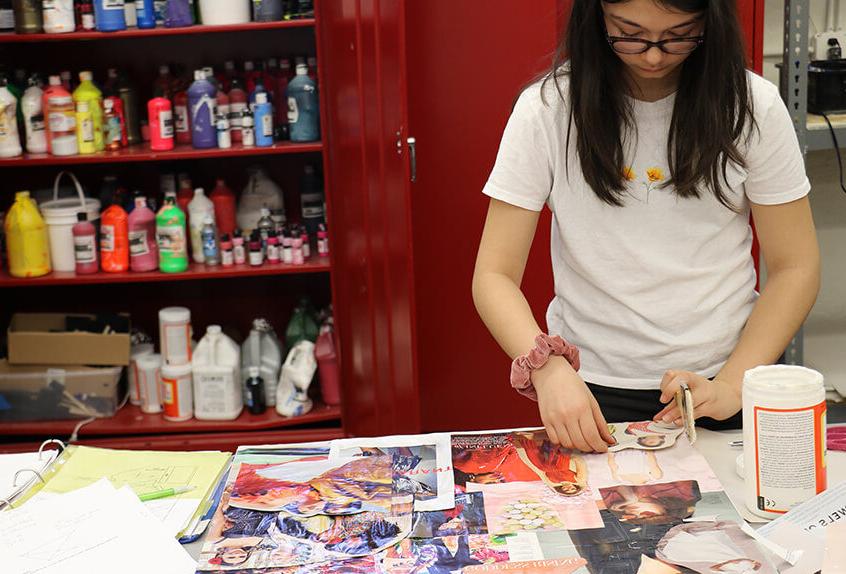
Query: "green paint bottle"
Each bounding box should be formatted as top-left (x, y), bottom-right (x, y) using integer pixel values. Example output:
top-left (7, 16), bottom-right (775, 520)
top-left (156, 192), bottom-right (189, 273)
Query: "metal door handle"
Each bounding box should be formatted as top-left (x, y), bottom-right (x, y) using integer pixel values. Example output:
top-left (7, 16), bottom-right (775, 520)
top-left (407, 137), bottom-right (417, 183)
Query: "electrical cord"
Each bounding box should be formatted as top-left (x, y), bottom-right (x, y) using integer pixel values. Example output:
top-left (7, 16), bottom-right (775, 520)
top-left (820, 111), bottom-right (846, 195)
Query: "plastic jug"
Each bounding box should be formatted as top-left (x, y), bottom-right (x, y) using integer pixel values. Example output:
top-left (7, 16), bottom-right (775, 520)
top-left (210, 178), bottom-right (236, 236)
top-left (241, 318), bottom-right (283, 407)
top-left (156, 193), bottom-right (189, 273)
top-left (21, 76), bottom-right (47, 154)
top-left (128, 196), bottom-right (158, 272)
top-left (164, 0), bottom-right (193, 27)
top-left (187, 187), bottom-right (215, 263)
top-left (192, 325), bottom-right (243, 420)
top-left (42, 0), bottom-right (75, 33)
top-left (73, 71), bottom-right (104, 152)
top-left (0, 78), bottom-right (22, 158)
top-left (188, 69), bottom-right (217, 149)
top-left (5, 191), bottom-right (51, 278)
top-left (285, 298), bottom-right (319, 349)
top-left (237, 166), bottom-right (284, 232)
top-left (287, 63), bottom-right (320, 142)
top-left (276, 340), bottom-right (316, 417)
top-left (94, 0), bottom-right (127, 32)
top-left (100, 202), bottom-right (129, 272)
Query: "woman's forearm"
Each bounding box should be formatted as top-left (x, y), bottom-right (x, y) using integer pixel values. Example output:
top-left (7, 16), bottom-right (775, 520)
top-left (717, 265), bottom-right (820, 392)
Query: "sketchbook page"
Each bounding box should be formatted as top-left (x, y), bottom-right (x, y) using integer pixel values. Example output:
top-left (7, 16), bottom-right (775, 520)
top-left (329, 432), bottom-right (454, 511)
top-left (0, 479), bottom-right (195, 574)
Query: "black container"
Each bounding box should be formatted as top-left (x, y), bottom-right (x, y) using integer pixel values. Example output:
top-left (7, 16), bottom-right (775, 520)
top-left (808, 59), bottom-right (846, 114)
top-left (12, 0), bottom-right (42, 34)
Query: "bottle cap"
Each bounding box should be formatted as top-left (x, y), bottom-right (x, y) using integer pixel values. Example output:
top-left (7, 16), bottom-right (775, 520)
top-left (194, 187), bottom-right (205, 196)
top-left (159, 65), bottom-right (170, 75)
top-left (244, 61), bottom-right (255, 71)
top-left (225, 61), bottom-right (235, 72)
top-left (207, 325), bottom-right (222, 335)
top-left (194, 70), bottom-right (204, 81)
top-left (79, 70), bottom-right (93, 82)
top-left (296, 64), bottom-right (308, 75)
top-left (260, 207), bottom-right (271, 217)
top-left (48, 75), bottom-right (61, 86)
top-left (135, 196), bottom-right (147, 206)
top-left (267, 57), bottom-right (278, 68)
top-left (255, 92), bottom-right (268, 104)
top-left (104, 98), bottom-right (114, 110)
top-left (15, 191), bottom-right (31, 200)
top-left (248, 366), bottom-right (260, 378)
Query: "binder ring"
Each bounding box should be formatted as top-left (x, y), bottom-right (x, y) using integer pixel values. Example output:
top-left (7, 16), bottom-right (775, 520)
top-left (0, 498), bottom-right (11, 510)
top-left (13, 468), bottom-right (45, 487)
top-left (38, 439), bottom-right (65, 460)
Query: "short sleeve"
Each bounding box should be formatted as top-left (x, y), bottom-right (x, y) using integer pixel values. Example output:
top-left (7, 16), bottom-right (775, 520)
top-left (743, 86), bottom-right (811, 205)
top-left (482, 85), bottom-right (554, 212)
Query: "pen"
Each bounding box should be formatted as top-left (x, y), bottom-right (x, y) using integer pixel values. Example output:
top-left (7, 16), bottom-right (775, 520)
top-left (138, 485), bottom-right (195, 502)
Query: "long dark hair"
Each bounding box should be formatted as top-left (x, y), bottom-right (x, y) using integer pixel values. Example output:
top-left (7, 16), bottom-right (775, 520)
top-left (550, 0), bottom-right (754, 208)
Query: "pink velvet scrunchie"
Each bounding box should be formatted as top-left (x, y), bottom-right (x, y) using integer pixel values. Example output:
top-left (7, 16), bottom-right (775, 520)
top-left (510, 334), bottom-right (580, 401)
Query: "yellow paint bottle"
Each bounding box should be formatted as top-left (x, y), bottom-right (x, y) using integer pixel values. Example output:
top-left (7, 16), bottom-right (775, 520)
top-left (76, 100), bottom-right (96, 155)
top-left (4, 191), bottom-right (51, 278)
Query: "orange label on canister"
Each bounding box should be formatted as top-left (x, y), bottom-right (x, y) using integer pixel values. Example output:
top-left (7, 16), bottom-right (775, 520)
top-left (161, 373), bottom-right (192, 421)
top-left (753, 401), bottom-right (827, 514)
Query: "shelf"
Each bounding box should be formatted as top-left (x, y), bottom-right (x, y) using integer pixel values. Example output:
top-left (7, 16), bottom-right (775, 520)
top-left (0, 259), bottom-right (331, 287)
top-left (1, 402), bottom-right (342, 438)
top-left (807, 112), bottom-right (846, 151)
top-left (0, 19), bottom-right (315, 43)
top-left (0, 141), bottom-right (323, 167)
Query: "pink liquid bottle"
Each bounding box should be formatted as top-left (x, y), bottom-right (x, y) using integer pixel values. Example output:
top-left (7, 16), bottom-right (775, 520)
top-left (72, 212), bottom-right (99, 275)
top-left (128, 196), bottom-right (159, 272)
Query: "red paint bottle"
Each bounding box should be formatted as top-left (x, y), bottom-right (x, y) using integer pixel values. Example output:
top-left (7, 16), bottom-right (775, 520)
top-left (72, 212), bottom-right (99, 275)
top-left (147, 97), bottom-right (174, 151)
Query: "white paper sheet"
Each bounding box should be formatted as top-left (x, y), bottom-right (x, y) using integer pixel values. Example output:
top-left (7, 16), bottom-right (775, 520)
top-left (0, 479), bottom-right (195, 574)
top-left (0, 450), bottom-right (59, 501)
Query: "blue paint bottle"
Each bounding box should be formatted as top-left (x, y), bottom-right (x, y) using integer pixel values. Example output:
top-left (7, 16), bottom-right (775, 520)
top-left (253, 92), bottom-right (274, 147)
top-left (94, 0), bottom-right (128, 32)
top-left (287, 63), bottom-right (320, 142)
top-left (188, 69), bottom-right (218, 149)
top-left (135, 0), bottom-right (156, 28)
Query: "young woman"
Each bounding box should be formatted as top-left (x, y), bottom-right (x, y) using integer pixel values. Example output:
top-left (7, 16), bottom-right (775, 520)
top-left (472, 0), bottom-right (819, 453)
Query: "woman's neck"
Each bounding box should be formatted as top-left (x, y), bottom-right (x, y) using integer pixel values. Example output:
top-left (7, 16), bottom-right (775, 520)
top-left (625, 66), bottom-right (681, 102)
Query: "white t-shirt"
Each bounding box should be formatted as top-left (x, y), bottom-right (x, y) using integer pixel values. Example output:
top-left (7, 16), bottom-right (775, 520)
top-left (482, 71), bottom-right (810, 390)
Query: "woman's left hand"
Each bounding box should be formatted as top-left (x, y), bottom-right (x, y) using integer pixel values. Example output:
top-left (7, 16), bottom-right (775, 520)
top-left (653, 370), bottom-right (741, 425)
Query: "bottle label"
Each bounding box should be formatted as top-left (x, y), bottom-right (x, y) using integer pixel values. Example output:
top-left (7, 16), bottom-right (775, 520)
top-left (318, 238), bottom-right (329, 255)
top-left (101, 224), bottom-right (115, 252)
top-left (229, 103), bottom-right (246, 129)
top-left (175, 105), bottom-right (189, 133)
top-left (103, 0), bottom-right (125, 10)
top-left (287, 97), bottom-right (299, 124)
top-left (233, 244), bottom-right (246, 264)
top-left (82, 13), bottom-right (95, 29)
top-left (262, 113), bottom-right (273, 137)
top-left (74, 235), bottom-right (97, 264)
top-left (221, 250), bottom-right (234, 266)
top-left (106, 116), bottom-right (122, 144)
top-left (129, 229), bottom-right (150, 256)
top-left (202, 230), bottom-right (218, 258)
top-left (159, 109), bottom-right (174, 138)
top-left (267, 243), bottom-right (280, 261)
top-left (217, 129), bottom-right (231, 149)
top-left (29, 113), bottom-right (45, 133)
top-left (49, 111), bottom-right (76, 133)
top-left (192, 95), bottom-right (217, 125)
top-left (157, 224), bottom-right (185, 256)
top-left (302, 205), bottom-right (324, 218)
top-left (81, 117), bottom-right (95, 142)
top-left (0, 10), bottom-right (14, 30)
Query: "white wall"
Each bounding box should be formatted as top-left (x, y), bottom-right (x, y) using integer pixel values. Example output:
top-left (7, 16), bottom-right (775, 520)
top-left (763, 0), bottom-right (846, 391)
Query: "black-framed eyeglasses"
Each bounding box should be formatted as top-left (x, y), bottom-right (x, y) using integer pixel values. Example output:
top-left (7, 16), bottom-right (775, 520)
top-left (606, 34), bottom-right (705, 55)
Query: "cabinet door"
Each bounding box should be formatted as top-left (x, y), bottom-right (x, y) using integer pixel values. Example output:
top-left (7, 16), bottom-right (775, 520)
top-left (405, 1), bottom-right (561, 431)
top-left (318, 0), bottom-right (420, 436)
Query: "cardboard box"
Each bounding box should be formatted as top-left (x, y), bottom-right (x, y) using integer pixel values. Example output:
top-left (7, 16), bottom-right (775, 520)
top-left (0, 360), bottom-right (125, 421)
top-left (7, 313), bottom-right (131, 366)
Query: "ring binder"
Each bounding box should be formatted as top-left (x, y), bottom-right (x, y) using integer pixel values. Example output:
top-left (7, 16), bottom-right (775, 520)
top-left (0, 439), bottom-right (65, 511)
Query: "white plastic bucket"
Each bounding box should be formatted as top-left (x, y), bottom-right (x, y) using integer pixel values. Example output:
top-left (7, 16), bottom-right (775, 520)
top-left (39, 172), bottom-right (101, 272)
top-left (198, 0), bottom-right (251, 25)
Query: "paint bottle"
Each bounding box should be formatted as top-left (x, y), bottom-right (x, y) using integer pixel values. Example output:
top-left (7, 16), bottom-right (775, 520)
top-left (75, 0), bottom-right (95, 29)
top-left (287, 63), bottom-right (319, 142)
top-left (73, 71), bottom-right (104, 151)
top-left (253, 91), bottom-right (273, 147)
top-left (42, 0), bottom-right (75, 33)
top-left (21, 76), bottom-right (47, 154)
top-left (281, 230), bottom-right (293, 264)
top-left (317, 222), bottom-right (329, 256)
top-left (300, 164), bottom-right (325, 236)
top-left (243, 60), bottom-right (259, 94)
top-left (42, 75), bottom-right (62, 153)
top-left (244, 366), bottom-right (266, 415)
top-left (188, 187), bottom-right (215, 263)
top-left (200, 215), bottom-right (219, 266)
top-left (153, 64), bottom-right (173, 100)
top-left (117, 72), bottom-right (141, 145)
top-left (173, 88), bottom-right (191, 145)
top-left (188, 69), bottom-right (217, 149)
top-left (241, 107), bottom-right (255, 147)
top-left (299, 226), bottom-right (310, 259)
top-left (291, 235), bottom-right (304, 265)
top-left (128, 196), bottom-right (158, 272)
top-left (13, 0), bottom-right (43, 33)
top-left (248, 233), bottom-right (262, 266)
top-left (75, 100), bottom-right (96, 155)
top-left (248, 77), bottom-right (268, 107)
top-left (5, 191), bottom-right (51, 278)
top-left (266, 235), bottom-right (280, 263)
top-left (72, 212), bottom-right (99, 274)
top-left (94, 0), bottom-right (127, 32)
top-left (208, 179), bottom-right (235, 236)
top-left (137, 353), bottom-right (162, 413)
top-left (0, 79), bottom-right (22, 158)
top-left (60, 70), bottom-right (73, 91)
top-left (155, 193), bottom-right (189, 273)
top-left (176, 175), bottom-right (193, 216)
top-left (232, 230), bottom-right (246, 264)
top-left (215, 111), bottom-right (231, 149)
top-left (147, 96), bottom-right (174, 150)
top-left (257, 207), bottom-right (273, 252)
top-left (220, 234), bottom-right (234, 266)
top-left (101, 98), bottom-right (122, 151)
top-left (123, 0), bottom-right (136, 26)
top-left (159, 306), bottom-right (192, 365)
top-left (164, 0), bottom-right (193, 27)
top-left (216, 84), bottom-right (229, 124)
top-left (100, 202), bottom-right (129, 272)
top-left (47, 93), bottom-right (78, 156)
top-left (160, 363), bottom-right (193, 421)
top-left (135, 0), bottom-right (155, 28)
top-left (192, 325), bottom-right (243, 421)
top-left (228, 79), bottom-right (247, 143)
top-left (743, 365), bottom-right (827, 519)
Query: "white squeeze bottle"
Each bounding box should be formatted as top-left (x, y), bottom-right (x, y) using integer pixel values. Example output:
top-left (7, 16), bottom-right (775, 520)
top-left (187, 187), bottom-right (215, 264)
top-left (22, 77), bottom-right (47, 154)
top-left (0, 78), bottom-right (22, 158)
top-left (192, 325), bottom-right (243, 420)
top-left (241, 318), bottom-right (282, 406)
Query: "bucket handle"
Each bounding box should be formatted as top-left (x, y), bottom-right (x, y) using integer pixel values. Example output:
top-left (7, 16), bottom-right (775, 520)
top-left (52, 171), bottom-right (87, 210)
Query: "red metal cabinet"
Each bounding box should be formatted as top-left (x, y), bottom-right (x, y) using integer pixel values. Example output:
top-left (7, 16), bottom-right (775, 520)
top-left (322, 1), bottom-right (764, 435)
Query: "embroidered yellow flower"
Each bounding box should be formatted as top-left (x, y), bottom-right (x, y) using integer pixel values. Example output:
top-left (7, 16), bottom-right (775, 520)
top-left (646, 167), bottom-right (664, 183)
top-left (623, 166), bottom-right (636, 182)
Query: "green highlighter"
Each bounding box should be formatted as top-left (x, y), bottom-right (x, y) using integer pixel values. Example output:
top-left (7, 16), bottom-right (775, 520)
top-left (138, 485), bottom-right (195, 502)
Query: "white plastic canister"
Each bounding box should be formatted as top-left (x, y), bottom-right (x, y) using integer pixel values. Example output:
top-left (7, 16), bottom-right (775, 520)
top-left (39, 171), bottom-right (101, 272)
top-left (742, 365), bottom-right (827, 519)
top-left (198, 0), bottom-right (251, 25)
top-left (128, 342), bottom-right (154, 405)
top-left (159, 306), bottom-right (192, 366)
top-left (137, 353), bottom-right (163, 414)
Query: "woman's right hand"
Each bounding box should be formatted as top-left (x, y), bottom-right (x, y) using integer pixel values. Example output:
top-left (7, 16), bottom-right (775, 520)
top-left (533, 356), bottom-right (616, 453)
